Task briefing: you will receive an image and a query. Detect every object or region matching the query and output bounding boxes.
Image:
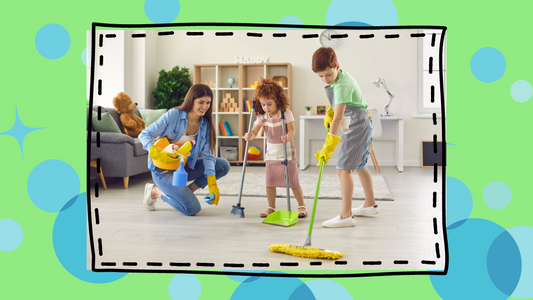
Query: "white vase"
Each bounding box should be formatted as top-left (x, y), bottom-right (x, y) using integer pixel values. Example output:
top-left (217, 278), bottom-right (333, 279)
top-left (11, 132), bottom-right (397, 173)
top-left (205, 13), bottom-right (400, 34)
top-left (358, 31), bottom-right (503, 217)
top-left (306, 110), bottom-right (312, 116)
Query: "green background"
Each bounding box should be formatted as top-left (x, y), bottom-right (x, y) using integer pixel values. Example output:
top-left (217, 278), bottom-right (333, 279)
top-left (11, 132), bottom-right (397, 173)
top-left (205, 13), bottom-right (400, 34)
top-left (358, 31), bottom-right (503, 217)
top-left (1, 0), bottom-right (532, 299)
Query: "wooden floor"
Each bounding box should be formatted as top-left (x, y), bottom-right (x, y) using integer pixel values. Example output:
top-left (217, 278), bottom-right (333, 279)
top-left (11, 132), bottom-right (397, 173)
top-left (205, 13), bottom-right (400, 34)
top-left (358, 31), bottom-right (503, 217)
top-left (88, 165), bottom-right (445, 272)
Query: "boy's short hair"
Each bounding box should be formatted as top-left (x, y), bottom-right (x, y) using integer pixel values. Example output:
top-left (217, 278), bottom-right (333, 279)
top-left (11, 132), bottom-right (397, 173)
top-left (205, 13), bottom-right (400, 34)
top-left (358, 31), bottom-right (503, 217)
top-left (312, 47), bottom-right (338, 73)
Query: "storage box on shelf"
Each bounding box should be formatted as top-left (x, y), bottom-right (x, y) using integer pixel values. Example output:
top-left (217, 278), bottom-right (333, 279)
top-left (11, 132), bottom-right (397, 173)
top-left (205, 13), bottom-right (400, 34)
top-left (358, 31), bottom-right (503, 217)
top-left (193, 63), bottom-right (292, 164)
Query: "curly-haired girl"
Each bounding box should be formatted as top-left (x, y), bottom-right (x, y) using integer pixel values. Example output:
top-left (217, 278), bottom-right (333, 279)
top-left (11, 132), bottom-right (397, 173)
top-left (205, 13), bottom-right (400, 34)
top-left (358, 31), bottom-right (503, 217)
top-left (244, 77), bottom-right (307, 218)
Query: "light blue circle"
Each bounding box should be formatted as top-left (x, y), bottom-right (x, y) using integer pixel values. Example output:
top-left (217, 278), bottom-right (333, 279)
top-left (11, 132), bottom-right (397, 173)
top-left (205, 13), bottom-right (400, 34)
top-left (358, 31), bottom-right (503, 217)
top-left (277, 15), bottom-right (304, 30)
top-left (53, 192), bottom-right (127, 283)
top-left (27, 160), bottom-right (80, 213)
top-left (470, 47), bottom-right (506, 83)
top-left (169, 274), bottom-right (202, 300)
top-left (430, 218), bottom-right (510, 300)
top-left (511, 80), bottom-right (532, 103)
top-left (483, 181), bottom-right (512, 210)
top-left (81, 48), bottom-right (87, 66)
top-left (303, 279), bottom-right (352, 300)
top-left (446, 177), bottom-right (473, 229)
top-left (326, 0), bottom-right (398, 26)
top-left (0, 219), bottom-right (23, 252)
top-left (35, 24), bottom-right (71, 59)
top-left (487, 228), bottom-right (521, 296)
top-left (231, 271), bottom-right (307, 300)
top-left (508, 226), bottom-right (533, 299)
top-left (144, 0), bottom-right (180, 24)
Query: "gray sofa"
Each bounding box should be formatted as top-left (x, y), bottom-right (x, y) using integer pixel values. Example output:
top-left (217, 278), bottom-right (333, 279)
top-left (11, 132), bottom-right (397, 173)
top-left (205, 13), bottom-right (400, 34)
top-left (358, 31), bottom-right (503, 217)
top-left (88, 105), bottom-right (149, 188)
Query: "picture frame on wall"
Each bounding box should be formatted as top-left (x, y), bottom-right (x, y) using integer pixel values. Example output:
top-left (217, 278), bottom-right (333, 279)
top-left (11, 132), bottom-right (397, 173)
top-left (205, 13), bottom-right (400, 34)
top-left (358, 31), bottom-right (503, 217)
top-left (317, 105), bottom-right (326, 115)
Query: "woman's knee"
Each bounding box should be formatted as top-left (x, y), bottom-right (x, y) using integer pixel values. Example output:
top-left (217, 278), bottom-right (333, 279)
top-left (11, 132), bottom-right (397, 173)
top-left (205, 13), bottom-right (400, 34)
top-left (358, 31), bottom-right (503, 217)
top-left (216, 158), bottom-right (231, 177)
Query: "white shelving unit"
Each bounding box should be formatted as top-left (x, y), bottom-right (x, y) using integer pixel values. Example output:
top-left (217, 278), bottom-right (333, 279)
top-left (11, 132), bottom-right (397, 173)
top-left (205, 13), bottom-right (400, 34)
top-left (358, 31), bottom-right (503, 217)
top-left (194, 63), bottom-right (292, 164)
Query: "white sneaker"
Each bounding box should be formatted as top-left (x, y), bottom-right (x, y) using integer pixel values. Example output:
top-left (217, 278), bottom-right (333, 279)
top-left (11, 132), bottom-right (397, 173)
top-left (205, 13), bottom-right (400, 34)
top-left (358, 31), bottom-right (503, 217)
top-left (352, 204), bottom-right (379, 216)
top-left (144, 183), bottom-right (157, 211)
top-left (322, 215), bottom-right (355, 228)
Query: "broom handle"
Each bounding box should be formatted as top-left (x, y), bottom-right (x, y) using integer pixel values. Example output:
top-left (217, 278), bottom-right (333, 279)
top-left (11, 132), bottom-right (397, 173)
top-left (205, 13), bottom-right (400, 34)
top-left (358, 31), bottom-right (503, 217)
top-left (307, 128), bottom-right (329, 238)
top-left (281, 110), bottom-right (290, 212)
top-left (237, 99), bottom-right (256, 205)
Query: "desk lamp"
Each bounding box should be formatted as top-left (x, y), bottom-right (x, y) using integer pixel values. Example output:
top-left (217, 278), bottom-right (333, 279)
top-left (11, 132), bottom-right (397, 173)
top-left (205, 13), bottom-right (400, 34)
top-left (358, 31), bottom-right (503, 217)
top-left (372, 77), bottom-right (395, 116)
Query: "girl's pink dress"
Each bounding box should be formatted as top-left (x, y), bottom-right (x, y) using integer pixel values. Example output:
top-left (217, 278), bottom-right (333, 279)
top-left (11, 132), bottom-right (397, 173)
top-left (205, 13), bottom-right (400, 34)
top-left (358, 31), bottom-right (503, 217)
top-left (254, 110), bottom-right (300, 188)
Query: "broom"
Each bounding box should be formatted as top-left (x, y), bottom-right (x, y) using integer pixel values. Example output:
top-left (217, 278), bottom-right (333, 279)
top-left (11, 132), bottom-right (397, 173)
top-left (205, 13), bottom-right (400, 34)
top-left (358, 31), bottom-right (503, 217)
top-left (268, 129), bottom-right (344, 259)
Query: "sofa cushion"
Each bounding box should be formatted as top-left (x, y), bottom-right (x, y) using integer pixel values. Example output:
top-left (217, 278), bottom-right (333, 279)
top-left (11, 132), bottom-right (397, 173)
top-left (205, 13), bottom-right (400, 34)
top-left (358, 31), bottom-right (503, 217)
top-left (133, 138), bottom-right (147, 157)
top-left (139, 108), bottom-right (167, 127)
top-left (91, 111), bottom-right (122, 133)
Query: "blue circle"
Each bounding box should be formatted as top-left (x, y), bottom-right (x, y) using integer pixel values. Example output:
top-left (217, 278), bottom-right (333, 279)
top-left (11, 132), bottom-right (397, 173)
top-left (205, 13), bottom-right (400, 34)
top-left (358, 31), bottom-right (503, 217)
top-left (336, 21), bottom-right (373, 27)
top-left (430, 218), bottom-right (511, 300)
top-left (483, 181), bottom-right (512, 210)
top-left (326, 0), bottom-right (398, 26)
top-left (27, 160), bottom-right (80, 213)
top-left (169, 274), bottom-right (202, 300)
top-left (53, 192), bottom-right (127, 283)
top-left (446, 177), bottom-right (473, 229)
top-left (231, 271), bottom-right (306, 300)
top-left (81, 48), bottom-right (87, 66)
top-left (487, 229), bottom-right (521, 296)
top-left (277, 16), bottom-right (304, 30)
top-left (144, 0), bottom-right (181, 24)
top-left (226, 270), bottom-right (265, 283)
top-left (470, 47), bottom-right (506, 83)
top-left (303, 279), bottom-right (352, 300)
top-left (508, 226), bottom-right (533, 299)
top-left (510, 80), bottom-right (532, 103)
top-left (35, 24), bottom-right (71, 59)
top-left (0, 219), bottom-right (23, 252)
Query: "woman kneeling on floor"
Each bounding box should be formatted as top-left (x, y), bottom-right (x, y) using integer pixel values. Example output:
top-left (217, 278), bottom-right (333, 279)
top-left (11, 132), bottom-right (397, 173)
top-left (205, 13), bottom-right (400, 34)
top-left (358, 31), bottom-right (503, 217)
top-left (139, 84), bottom-right (230, 216)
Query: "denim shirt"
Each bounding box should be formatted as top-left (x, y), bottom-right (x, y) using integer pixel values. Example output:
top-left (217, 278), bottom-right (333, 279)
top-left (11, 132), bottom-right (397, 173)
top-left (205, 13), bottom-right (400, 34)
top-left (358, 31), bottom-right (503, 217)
top-left (138, 109), bottom-right (216, 177)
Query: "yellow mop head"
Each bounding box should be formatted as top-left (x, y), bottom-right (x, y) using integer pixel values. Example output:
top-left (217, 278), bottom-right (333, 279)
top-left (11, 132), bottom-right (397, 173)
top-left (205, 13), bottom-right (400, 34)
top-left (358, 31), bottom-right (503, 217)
top-left (268, 243), bottom-right (344, 259)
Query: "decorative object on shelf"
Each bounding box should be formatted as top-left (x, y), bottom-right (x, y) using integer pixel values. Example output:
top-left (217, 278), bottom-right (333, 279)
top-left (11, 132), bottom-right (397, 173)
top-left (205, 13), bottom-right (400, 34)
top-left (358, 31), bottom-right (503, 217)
top-left (227, 77), bottom-right (235, 88)
top-left (317, 105), bottom-right (326, 115)
top-left (223, 121), bottom-right (233, 136)
top-left (305, 106), bottom-right (312, 116)
top-left (220, 93), bottom-right (238, 112)
top-left (272, 76), bottom-right (287, 88)
top-left (319, 30), bottom-right (340, 49)
top-left (247, 145), bottom-right (261, 160)
top-left (219, 146), bottom-right (238, 161)
top-left (372, 77), bottom-right (395, 116)
top-left (234, 56), bottom-right (269, 64)
top-left (152, 66), bottom-right (192, 109)
top-left (250, 81), bottom-right (259, 88)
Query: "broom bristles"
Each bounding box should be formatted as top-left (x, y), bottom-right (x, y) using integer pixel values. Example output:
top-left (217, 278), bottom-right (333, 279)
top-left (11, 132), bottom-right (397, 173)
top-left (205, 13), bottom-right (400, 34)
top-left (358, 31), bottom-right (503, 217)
top-left (268, 243), bottom-right (344, 259)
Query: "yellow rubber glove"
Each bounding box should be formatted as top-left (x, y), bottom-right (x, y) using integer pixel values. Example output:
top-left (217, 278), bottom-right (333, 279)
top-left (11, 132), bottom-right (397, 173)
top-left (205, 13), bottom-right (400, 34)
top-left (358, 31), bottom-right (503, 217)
top-left (314, 133), bottom-right (341, 166)
top-left (323, 106), bottom-right (334, 129)
top-left (207, 175), bottom-right (220, 206)
top-left (149, 146), bottom-right (182, 164)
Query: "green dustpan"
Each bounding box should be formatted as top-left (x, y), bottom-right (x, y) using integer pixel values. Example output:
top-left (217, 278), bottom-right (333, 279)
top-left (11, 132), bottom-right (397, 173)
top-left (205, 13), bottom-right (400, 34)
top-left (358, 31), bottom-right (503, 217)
top-left (263, 110), bottom-right (298, 227)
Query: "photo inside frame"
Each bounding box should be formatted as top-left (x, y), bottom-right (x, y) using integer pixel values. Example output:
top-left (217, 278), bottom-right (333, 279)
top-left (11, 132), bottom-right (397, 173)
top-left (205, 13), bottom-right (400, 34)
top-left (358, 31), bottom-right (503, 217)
top-left (87, 25), bottom-right (446, 274)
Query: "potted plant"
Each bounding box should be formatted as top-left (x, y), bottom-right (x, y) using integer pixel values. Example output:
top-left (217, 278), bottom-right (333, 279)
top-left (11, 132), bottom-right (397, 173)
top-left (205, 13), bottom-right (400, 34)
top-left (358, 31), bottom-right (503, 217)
top-left (305, 106), bottom-right (312, 115)
top-left (152, 66), bottom-right (192, 109)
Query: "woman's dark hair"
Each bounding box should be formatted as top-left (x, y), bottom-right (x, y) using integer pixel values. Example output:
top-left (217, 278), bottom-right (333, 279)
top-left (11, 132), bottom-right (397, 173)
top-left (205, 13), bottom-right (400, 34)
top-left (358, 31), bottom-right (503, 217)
top-left (174, 84), bottom-right (216, 154)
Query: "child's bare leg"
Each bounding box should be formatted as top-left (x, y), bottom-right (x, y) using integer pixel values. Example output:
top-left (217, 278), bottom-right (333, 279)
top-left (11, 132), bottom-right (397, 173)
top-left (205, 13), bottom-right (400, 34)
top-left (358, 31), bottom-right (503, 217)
top-left (291, 187), bottom-right (307, 216)
top-left (337, 169), bottom-right (354, 219)
top-left (356, 167), bottom-right (376, 207)
top-left (261, 187), bottom-right (277, 217)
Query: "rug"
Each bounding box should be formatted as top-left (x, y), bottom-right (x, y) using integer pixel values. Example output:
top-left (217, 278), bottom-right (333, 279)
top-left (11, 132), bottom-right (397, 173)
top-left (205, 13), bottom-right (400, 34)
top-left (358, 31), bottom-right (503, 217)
top-left (194, 172), bottom-right (393, 201)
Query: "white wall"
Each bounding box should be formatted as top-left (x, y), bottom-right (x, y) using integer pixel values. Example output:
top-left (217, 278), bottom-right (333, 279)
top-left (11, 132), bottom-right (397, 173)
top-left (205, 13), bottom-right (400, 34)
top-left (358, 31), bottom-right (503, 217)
top-left (90, 29), bottom-right (442, 167)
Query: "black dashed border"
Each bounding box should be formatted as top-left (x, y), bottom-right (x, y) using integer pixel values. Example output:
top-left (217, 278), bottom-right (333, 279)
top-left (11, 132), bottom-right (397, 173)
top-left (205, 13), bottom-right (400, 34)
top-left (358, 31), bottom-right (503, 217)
top-left (87, 22), bottom-right (447, 278)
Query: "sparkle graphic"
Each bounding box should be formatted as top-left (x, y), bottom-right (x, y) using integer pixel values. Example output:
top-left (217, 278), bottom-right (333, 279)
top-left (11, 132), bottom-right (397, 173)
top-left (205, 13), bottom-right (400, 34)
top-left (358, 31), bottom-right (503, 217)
top-left (0, 106), bottom-right (45, 158)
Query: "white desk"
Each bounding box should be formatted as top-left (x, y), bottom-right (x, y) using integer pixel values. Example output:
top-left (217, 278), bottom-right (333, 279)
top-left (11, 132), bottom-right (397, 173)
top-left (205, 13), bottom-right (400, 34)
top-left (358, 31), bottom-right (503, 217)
top-left (299, 115), bottom-right (404, 172)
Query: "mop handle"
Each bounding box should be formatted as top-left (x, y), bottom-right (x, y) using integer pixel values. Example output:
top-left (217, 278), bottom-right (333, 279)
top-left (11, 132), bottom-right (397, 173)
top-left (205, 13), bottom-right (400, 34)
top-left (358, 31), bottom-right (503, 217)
top-left (307, 127), bottom-right (329, 238)
top-left (281, 110), bottom-right (291, 212)
top-left (237, 99), bottom-right (256, 205)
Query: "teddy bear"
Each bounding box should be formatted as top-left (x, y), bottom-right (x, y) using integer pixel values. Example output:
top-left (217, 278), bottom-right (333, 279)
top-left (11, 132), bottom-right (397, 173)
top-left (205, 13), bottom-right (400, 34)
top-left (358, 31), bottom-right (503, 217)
top-left (112, 92), bottom-right (146, 138)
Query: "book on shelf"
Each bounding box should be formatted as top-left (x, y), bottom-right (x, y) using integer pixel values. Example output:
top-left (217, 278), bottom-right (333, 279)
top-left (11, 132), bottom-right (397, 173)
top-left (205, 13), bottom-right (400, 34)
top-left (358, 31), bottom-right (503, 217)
top-left (246, 100), bottom-right (252, 112)
top-left (219, 122), bottom-right (228, 136)
top-left (243, 98), bottom-right (248, 112)
top-left (223, 121), bottom-right (233, 136)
